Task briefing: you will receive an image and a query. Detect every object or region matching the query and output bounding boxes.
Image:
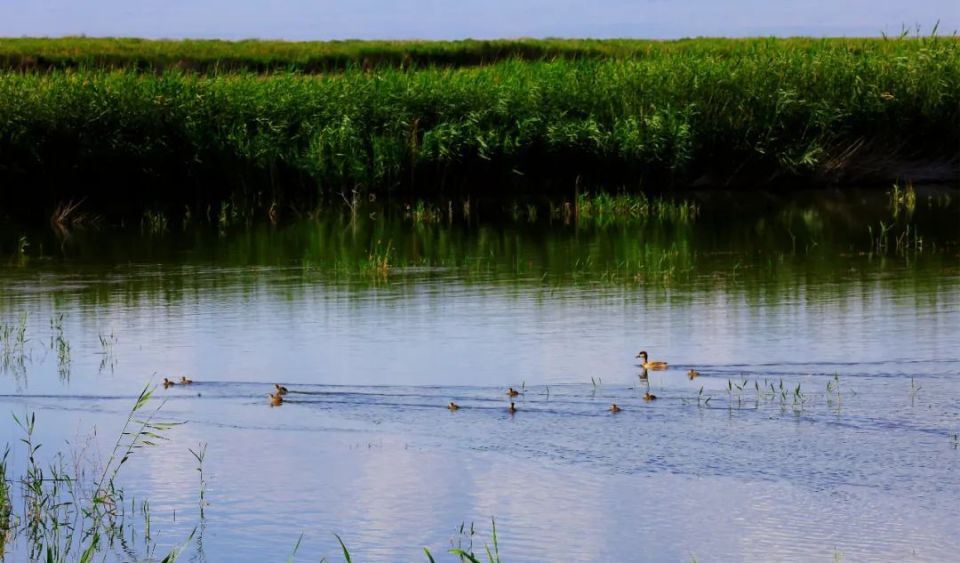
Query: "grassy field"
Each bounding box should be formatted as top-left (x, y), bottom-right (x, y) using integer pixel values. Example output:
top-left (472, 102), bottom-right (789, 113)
top-left (0, 36), bottom-right (957, 220)
top-left (1, 36), bottom-right (944, 73)
top-left (1, 37), bottom-right (665, 73)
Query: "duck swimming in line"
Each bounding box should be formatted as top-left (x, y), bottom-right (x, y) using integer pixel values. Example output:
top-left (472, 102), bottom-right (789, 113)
top-left (179, 376), bottom-right (193, 385)
top-left (636, 351), bottom-right (668, 370)
top-left (506, 387), bottom-right (520, 397)
top-left (274, 384), bottom-right (288, 396)
top-left (268, 392), bottom-right (283, 406)
top-left (508, 402), bottom-right (517, 414)
top-left (644, 392), bottom-right (658, 401)
top-left (448, 402), bottom-right (460, 411)
top-left (687, 369), bottom-right (699, 380)
top-left (609, 403), bottom-right (622, 413)
top-left (162, 378), bottom-right (176, 388)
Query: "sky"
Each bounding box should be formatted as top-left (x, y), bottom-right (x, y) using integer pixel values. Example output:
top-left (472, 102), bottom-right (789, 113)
top-left (0, 0), bottom-right (956, 39)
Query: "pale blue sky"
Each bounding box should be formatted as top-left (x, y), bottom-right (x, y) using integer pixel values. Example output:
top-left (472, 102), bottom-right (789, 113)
top-left (0, 0), bottom-right (956, 39)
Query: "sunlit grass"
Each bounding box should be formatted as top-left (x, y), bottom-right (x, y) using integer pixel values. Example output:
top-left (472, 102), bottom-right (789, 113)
top-left (0, 35), bottom-right (957, 217)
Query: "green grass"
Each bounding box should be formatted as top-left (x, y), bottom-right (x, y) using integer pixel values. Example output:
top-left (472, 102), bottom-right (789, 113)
top-left (0, 37), bottom-right (646, 73)
top-left (0, 36), bottom-right (957, 218)
top-left (2, 36), bottom-right (944, 73)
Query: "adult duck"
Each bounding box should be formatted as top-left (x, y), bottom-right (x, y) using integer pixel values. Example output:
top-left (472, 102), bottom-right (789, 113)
top-left (636, 351), bottom-right (668, 370)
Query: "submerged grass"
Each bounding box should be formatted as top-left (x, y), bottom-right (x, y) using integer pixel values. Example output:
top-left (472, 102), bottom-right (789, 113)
top-left (0, 36), bottom-right (957, 218)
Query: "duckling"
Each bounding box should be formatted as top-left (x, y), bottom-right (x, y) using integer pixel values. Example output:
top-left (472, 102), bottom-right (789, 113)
top-left (508, 402), bottom-right (517, 414)
top-left (609, 403), bottom-right (622, 413)
top-left (636, 351), bottom-right (668, 370)
top-left (268, 392), bottom-right (283, 406)
top-left (162, 378), bottom-right (176, 388)
top-left (179, 376), bottom-right (193, 385)
top-left (687, 369), bottom-right (699, 380)
top-left (448, 401), bottom-right (460, 411)
top-left (644, 391), bottom-right (658, 401)
top-left (506, 387), bottom-right (520, 397)
top-left (274, 383), bottom-right (288, 396)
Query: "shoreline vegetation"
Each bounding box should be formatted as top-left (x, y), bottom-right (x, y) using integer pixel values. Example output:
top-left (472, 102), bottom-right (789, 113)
top-left (0, 36), bottom-right (958, 221)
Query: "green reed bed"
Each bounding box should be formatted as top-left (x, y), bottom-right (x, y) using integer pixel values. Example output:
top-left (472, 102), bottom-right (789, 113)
top-left (0, 37), bottom-right (645, 73)
top-left (0, 36), bottom-right (957, 218)
top-left (3, 36), bottom-right (943, 73)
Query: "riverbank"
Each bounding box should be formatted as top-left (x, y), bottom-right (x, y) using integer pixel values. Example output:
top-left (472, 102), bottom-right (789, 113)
top-left (0, 37), bottom-right (957, 220)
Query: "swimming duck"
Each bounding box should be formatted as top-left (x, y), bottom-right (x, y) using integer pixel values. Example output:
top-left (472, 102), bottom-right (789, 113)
top-left (268, 392), bottom-right (283, 406)
top-left (448, 402), bottom-right (460, 411)
top-left (687, 369), bottom-right (699, 380)
top-left (162, 378), bottom-right (176, 388)
top-left (274, 384), bottom-right (288, 396)
top-left (506, 387), bottom-right (520, 397)
top-left (609, 403), bottom-right (622, 413)
top-left (179, 376), bottom-right (193, 385)
top-left (636, 351), bottom-right (668, 370)
top-left (508, 402), bottom-right (517, 414)
top-left (644, 392), bottom-right (658, 401)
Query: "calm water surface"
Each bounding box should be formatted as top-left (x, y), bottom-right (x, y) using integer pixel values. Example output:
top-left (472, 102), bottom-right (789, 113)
top-left (1, 190), bottom-right (959, 561)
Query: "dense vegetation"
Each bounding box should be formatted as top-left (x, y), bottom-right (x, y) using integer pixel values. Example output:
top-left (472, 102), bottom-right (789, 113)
top-left (0, 36), bottom-right (957, 220)
top-left (2, 36), bottom-right (938, 73)
top-left (3, 37), bottom-right (675, 73)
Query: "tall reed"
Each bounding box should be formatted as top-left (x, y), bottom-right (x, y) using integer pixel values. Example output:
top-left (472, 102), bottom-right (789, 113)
top-left (0, 36), bottom-right (957, 216)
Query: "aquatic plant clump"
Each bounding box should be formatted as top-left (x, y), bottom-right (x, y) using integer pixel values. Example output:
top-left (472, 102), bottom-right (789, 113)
top-left (0, 36), bottom-right (957, 217)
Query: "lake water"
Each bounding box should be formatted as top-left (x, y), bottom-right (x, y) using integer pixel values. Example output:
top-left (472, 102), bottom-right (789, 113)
top-left (1, 189), bottom-right (959, 561)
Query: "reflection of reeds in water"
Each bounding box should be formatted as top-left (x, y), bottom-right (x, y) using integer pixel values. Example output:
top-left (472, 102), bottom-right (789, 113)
top-left (98, 330), bottom-right (118, 374)
top-left (50, 313), bottom-right (70, 380)
top-left (868, 221), bottom-right (923, 255)
top-left (405, 201), bottom-right (444, 224)
top-left (397, 193), bottom-right (696, 227)
top-left (50, 199), bottom-right (90, 228)
top-left (141, 209), bottom-right (169, 234)
top-left (0, 312), bottom-right (29, 377)
top-left (14, 235), bottom-right (28, 267)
